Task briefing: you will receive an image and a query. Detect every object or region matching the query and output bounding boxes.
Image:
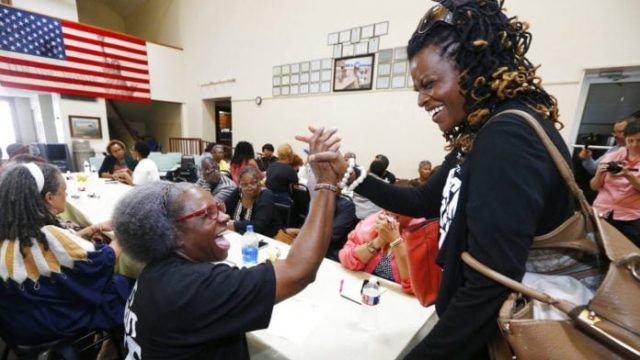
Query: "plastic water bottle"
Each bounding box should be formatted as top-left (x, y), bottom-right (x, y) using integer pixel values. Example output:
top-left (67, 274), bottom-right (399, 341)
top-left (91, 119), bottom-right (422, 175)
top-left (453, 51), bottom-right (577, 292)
top-left (242, 225), bottom-right (259, 265)
top-left (83, 160), bottom-right (90, 174)
top-left (359, 277), bottom-right (381, 330)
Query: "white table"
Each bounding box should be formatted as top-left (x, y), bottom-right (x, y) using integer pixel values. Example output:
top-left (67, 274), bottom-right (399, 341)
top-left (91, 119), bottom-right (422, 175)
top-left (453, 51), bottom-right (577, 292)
top-left (63, 175), bottom-right (133, 225)
top-left (223, 232), bottom-right (437, 360)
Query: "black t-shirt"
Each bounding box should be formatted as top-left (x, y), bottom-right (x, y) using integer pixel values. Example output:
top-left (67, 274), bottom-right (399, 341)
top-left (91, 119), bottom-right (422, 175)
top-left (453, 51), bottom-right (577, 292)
top-left (265, 162), bottom-right (298, 193)
top-left (124, 256), bottom-right (276, 359)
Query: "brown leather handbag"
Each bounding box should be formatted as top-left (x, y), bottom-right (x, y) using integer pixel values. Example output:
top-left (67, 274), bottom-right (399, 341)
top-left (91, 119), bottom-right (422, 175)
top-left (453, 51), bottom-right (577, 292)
top-left (462, 110), bottom-right (640, 360)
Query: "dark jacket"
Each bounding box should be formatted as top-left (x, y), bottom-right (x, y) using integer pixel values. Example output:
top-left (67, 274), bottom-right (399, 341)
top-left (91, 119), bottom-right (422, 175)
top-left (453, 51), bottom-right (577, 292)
top-left (356, 102), bottom-right (573, 359)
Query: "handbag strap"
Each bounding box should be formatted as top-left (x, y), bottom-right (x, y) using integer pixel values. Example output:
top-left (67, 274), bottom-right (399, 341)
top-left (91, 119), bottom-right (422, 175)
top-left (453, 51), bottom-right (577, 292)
top-left (494, 110), bottom-right (594, 232)
top-left (460, 252), bottom-right (575, 312)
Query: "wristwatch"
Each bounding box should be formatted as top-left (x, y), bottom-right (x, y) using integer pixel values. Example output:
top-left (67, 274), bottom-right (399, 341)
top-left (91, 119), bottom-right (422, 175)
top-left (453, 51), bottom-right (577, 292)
top-left (366, 240), bottom-right (381, 254)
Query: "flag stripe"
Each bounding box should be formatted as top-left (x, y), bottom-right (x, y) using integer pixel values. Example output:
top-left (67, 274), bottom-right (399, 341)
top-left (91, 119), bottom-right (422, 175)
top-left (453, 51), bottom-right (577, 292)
top-left (65, 44), bottom-right (148, 65)
top-left (0, 80), bottom-right (150, 102)
top-left (61, 20), bottom-right (146, 46)
top-left (64, 41), bottom-right (148, 69)
top-left (0, 62), bottom-right (150, 89)
top-left (0, 73), bottom-right (149, 96)
top-left (62, 33), bottom-right (147, 56)
top-left (65, 49), bottom-right (148, 72)
top-left (0, 69), bottom-right (150, 93)
top-left (62, 27), bottom-right (147, 52)
top-left (0, 55), bottom-right (150, 84)
top-left (1, 52), bottom-right (149, 81)
top-left (64, 55), bottom-right (149, 75)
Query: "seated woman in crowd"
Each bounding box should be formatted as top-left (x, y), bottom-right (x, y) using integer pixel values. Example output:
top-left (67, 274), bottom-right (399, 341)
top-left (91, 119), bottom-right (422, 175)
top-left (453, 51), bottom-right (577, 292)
top-left (99, 139), bottom-right (138, 183)
top-left (265, 143), bottom-right (299, 206)
top-left (111, 128), bottom-right (341, 358)
top-left (409, 160), bottom-right (433, 187)
top-left (339, 210), bottom-right (422, 294)
top-left (0, 162), bottom-right (131, 346)
top-left (131, 141), bottom-right (160, 185)
top-left (229, 141), bottom-right (260, 184)
top-left (591, 115), bottom-right (640, 247)
top-left (225, 166), bottom-right (297, 243)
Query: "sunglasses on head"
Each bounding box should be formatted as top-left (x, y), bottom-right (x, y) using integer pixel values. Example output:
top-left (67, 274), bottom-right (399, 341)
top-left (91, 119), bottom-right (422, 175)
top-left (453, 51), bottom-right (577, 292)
top-left (176, 202), bottom-right (226, 222)
top-left (416, 4), bottom-right (455, 34)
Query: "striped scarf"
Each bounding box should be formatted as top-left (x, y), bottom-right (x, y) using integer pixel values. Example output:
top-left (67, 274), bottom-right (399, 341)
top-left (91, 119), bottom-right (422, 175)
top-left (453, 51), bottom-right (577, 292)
top-left (0, 226), bottom-right (94, 284)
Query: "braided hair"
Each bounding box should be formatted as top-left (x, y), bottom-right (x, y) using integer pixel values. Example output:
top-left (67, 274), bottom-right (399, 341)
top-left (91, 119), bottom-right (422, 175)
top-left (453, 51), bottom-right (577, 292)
top-left (0, 162), bottom-right (62, 250)
top-left (408, 0), bottom-right (561, 153)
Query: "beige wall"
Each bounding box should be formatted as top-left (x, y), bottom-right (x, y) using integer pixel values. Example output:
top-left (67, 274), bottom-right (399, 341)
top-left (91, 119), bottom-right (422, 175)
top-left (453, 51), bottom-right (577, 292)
top-left (76, 0), bottom-right (125, 33)
top-left (154, 0), bottom-right (640, 177)
top-left (124, 0), bottom-right (182, 48)
top-left (149, 101), bottom-right (183, 151)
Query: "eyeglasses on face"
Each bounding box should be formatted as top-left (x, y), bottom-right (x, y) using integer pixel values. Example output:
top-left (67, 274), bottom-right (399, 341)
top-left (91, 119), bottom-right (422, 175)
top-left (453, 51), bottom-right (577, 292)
top-left (203, 166), bottom-right (220, 174)
top-left (176, 202), bottom-right (226, 222)
top-left (239, 181), bottom-right (260, 189)
top-left (416, 4), bottom-right (454, 35)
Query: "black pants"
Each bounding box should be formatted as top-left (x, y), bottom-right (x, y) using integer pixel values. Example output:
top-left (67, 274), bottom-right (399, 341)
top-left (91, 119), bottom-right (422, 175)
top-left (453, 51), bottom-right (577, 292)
top-left (606, 214), bottom-right (640, 248)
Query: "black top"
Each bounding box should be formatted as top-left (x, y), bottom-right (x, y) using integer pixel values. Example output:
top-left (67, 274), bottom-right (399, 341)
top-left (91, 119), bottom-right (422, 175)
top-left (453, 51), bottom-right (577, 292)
top-left (224, 188), bottom-right (284, 237)
top-left (123, 256), bottom-right (276, 360)
top-left (355, 103), bottom-right (573, 359)
top-left (265, 162), bottom-right (298, 193)
top-left (326, 197), bottom-right (356, 261)
top-left (98, 155), bottom-right (137, 174)
top-left (382, 170), bottom-right (396, 184)
top-left (256, 156), bottom-right (278, 172)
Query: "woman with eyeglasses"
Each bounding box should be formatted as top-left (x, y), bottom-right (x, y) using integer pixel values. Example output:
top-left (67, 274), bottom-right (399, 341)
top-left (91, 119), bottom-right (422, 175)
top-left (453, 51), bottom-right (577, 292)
top-left (225, 165), bottom-right (297, 242)
top-left (112, 128), bottom-right (342, 358)
top-left (301, 0), bottom-right (576, 358)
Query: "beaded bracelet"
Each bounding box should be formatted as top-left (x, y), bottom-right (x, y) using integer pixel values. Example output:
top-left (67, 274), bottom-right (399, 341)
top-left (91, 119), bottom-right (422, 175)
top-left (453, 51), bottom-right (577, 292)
top-left (315, 183), bottom-right (340, 193)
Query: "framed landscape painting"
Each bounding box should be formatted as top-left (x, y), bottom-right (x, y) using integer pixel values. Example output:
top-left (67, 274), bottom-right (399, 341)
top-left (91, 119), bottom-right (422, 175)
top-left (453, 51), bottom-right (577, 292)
top-left (69, 116), bottom-right (102, 139)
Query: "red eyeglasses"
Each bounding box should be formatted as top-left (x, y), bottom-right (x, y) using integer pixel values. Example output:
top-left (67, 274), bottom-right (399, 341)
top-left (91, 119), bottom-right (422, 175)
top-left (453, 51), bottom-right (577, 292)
top-left (176, 202), bottom-right (226, 222)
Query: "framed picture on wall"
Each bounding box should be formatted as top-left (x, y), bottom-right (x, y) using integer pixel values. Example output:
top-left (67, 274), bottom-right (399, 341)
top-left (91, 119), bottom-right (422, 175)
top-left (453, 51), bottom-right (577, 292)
top-left (69, 116), bottom-right (102, 139)
top-left (333, 54), bottom-right (375, 92)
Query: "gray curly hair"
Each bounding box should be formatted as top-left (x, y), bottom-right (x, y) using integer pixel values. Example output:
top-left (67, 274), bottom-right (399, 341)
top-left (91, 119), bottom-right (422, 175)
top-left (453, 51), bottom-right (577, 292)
top-left (112, 181), bottom-right (194, 264)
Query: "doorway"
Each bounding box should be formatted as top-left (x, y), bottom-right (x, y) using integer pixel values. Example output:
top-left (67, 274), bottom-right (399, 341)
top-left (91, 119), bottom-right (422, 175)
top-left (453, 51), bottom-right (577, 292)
top-left (214, 98), bottom-right (232, 147)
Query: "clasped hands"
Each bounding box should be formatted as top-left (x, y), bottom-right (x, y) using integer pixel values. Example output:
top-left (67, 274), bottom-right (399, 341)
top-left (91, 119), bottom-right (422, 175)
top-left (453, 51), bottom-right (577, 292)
top-left (295, 126), bottom-right (347, 186)
top-left (375, 213), bottom-right (401, 247)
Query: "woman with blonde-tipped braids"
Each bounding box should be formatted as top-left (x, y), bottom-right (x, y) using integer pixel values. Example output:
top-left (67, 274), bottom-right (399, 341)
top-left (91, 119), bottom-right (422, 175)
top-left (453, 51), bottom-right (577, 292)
top-left (300, 0), bottom-right (579, 358)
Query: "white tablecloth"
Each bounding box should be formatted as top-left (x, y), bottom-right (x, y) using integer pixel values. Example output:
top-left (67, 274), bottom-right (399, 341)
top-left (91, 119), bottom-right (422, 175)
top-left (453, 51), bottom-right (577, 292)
top-left (64, 175), bottom-right (133, 225)
top-left (223, 232), bottom-right (437, 360)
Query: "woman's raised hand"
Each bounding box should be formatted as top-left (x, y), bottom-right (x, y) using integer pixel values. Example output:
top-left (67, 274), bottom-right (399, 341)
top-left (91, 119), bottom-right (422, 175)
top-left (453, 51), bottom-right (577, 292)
top-left (295, 126), bottom-right (347, 185)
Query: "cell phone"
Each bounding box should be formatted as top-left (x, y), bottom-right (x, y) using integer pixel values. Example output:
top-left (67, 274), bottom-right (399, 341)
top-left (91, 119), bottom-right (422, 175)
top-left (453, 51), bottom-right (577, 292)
top-left (258, 239), bottom-right (268, 248)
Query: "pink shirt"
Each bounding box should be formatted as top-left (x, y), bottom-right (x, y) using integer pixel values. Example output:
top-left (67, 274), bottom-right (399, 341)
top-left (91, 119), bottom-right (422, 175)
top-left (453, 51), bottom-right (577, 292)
top-left (592, 147), bottom-right (640, 221)
top-left (339, 211), bottom-right (426, 295)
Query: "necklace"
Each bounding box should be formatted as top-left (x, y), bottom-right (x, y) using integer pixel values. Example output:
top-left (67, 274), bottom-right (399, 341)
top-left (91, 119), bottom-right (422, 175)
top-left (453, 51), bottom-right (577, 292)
top-left (233, 200), bottom-right (253, 221)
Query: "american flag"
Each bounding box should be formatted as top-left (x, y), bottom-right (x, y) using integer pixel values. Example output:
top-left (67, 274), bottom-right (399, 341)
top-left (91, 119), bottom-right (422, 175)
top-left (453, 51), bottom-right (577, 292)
top-left (0, 5), bottom-right (150, 102)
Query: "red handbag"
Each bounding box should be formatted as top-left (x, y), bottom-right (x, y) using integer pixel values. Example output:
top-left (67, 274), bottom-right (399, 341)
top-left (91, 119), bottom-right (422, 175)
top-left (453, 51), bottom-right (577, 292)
top-left (402, 219), bottom-right (441, 306)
